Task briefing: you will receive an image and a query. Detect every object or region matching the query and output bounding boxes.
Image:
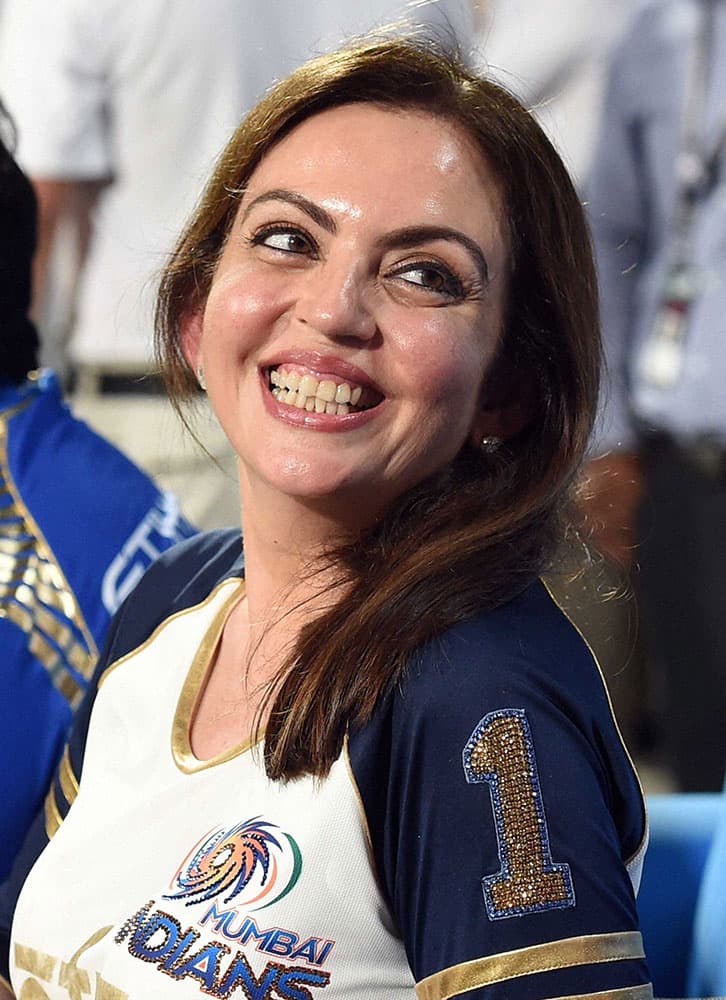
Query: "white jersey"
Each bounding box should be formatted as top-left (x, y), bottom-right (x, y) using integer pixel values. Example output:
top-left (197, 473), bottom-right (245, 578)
top-left (7, 531), bottom-right (651, 999)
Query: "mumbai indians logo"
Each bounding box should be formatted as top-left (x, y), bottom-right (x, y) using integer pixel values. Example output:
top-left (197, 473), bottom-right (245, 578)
top-left (164, 817), bottom-right (302, 910)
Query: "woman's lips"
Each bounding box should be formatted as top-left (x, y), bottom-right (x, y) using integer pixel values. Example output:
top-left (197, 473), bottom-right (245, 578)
top-left (269, 364), bottom-right (382, 414)
top-left (259, 362), bottom-right (384, 429)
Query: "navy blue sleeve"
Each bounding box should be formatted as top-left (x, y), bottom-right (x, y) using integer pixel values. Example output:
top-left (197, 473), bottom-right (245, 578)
top-left (349, 582), bottom-right (651, 999)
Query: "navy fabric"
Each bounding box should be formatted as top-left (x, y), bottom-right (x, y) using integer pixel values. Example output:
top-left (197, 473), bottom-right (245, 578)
top-left (349, 581), bottom-right (649, 997)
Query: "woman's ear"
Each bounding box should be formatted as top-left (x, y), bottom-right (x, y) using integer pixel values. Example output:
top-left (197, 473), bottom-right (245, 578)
top-left (469, 363), bottom-right (537, 448)
top-left (179, 302), bottom-right (205, 375)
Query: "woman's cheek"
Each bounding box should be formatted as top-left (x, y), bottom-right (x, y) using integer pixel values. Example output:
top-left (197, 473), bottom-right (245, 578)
top-left (203, 267), bottom-right (292, 348)
top-left (399, 316), bottom-right (490, 402)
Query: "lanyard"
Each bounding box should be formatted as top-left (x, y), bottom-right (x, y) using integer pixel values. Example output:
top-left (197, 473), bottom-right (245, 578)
top-left (636, 2), bottom-right (725, 390)
top-left (673, 1), bottom-right (725, 250)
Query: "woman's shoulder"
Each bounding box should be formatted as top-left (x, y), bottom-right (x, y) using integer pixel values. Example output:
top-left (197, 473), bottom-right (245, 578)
top-left (349, 577), bottom-right (647, 905)
top-left (103, 528), bottom-right (243, 665)
top-left (404, 578), bottom-right (601, 703)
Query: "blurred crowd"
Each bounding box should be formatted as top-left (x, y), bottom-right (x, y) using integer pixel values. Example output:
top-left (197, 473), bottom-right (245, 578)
top-left (0, 0), bottom-right (724, 833)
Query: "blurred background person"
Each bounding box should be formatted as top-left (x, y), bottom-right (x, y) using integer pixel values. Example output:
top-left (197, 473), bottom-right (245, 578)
top-left (587, 0), bottom-right (726, 791)
top-left (0, 0), bottom-right (474, 531)
top-left (0, 104), bottom-right (196, 880)
top-left (474, 0), bottom-right (633, 188)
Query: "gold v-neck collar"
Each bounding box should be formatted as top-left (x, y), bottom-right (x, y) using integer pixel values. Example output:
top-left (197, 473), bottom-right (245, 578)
top-left (171, 578), bottom-right (263, 774)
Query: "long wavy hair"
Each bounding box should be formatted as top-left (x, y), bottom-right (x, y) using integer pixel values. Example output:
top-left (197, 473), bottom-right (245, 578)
top-left (155, 36), bottom-right (600, 780)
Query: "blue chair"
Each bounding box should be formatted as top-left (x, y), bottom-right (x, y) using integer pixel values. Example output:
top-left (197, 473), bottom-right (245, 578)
top-left (637, 791), bottom-right (726, 997)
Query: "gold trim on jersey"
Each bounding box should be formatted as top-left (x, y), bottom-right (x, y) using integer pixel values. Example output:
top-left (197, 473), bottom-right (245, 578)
top-left (415, 931), bottom-right (645, 1000)
top-left (44, 786), bottom-right (63, 839)
top-left (96, 576), bottom-right (244, 691)
top-left (544, 986), bottom-right (653, 1000)
top-left (171, 580), bottom-right (267, 774)
top-left (59, 745), bottom-right (80, 806)
top-left (0, 404), bottom-right (98, 709)
top-left (540, 577), bottom-right (649, 879)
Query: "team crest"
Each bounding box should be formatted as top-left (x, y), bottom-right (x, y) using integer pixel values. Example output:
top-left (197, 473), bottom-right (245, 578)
top-left (164, 816), bottom-right (302, 910)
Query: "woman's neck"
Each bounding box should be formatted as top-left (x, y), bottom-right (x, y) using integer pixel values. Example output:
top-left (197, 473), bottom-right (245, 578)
top-left (237, 475), bottom-right (364, 628)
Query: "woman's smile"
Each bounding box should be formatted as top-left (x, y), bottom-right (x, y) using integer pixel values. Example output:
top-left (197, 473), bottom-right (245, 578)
top-left (260, 352), bottom-right (385, 429)
top-left (186, 102), bottom-right (510, 520)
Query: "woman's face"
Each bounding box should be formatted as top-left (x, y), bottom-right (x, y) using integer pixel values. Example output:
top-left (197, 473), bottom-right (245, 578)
top-left (185, 103), bottom-right (511, 524)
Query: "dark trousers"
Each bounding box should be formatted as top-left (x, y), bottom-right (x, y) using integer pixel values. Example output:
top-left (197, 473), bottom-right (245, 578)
top-left (636, 435), bottom-right (726, 791)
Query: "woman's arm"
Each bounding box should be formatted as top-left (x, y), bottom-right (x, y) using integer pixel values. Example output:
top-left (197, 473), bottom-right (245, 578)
top-left (349, 584), bottom-right (652, 998)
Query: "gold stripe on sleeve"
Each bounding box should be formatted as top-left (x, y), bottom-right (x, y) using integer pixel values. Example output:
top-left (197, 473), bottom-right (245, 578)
top-left (544, 986), bottom-right (653, 1000)
top-left (43, 786), bottom-right (63, 840)
top-left (415, 932), bottom-right (645, 1000)
top-left (58, 745), bottom-right (79, 806)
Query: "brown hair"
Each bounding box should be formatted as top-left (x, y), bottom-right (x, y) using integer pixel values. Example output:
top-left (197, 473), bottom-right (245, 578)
top-left (155, 36), bottom-right (600, 780)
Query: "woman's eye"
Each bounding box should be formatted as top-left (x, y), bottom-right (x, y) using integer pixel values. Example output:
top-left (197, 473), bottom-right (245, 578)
top-left (391, 262), bottom-right (463, 299)
top-left (251, 227), bottom-right (314, 255)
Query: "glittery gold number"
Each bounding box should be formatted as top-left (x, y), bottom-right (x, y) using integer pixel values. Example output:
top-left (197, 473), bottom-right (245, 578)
top-left (463, 708), bottom-right (575, 920)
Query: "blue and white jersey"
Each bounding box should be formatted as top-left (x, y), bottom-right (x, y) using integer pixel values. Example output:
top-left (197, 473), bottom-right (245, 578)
top-left (0, 371), bottom-right (196, 881)
top-left (5, 531), bottom-right (652, 999)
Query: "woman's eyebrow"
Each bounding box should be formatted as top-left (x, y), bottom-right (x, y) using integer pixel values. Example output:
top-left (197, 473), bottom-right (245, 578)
top-left (376, 226), bottom-right (489, 284)
top-left (239, 188), bottom-right (337, 233)
top-left (239, 195), bottom-right (489, 283)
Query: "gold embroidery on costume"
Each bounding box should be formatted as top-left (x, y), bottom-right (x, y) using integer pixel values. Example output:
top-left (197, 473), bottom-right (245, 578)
top-left (0, 407), bottom-right (98, 709)
top-left (415, 931), bottom-right (645, 1000)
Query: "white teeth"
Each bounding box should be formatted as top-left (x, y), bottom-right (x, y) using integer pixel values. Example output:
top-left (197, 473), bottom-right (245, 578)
top-left (317, 380), bottom-right (336, 402)
top-left (299, 374), bottom-right (317, 397)
top-left (270, 367), bottom-right (370, 414)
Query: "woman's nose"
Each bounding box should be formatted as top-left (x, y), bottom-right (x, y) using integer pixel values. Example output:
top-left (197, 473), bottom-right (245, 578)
top-left (294, 257), bottom-right (377, 342)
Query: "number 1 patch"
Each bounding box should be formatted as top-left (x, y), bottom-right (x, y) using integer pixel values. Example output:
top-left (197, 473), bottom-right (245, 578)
top-left (463, 708), bottom-right (575, 920)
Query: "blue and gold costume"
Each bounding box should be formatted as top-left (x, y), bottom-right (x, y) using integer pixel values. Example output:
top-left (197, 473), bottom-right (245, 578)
top-left (2, 531), bottom-right (652, 998)
top-left (0, 370), bottom-right (195, 882)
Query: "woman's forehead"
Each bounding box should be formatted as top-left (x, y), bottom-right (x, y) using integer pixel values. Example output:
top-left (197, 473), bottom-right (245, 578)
top-left (239, 103), bottom-right (509, 255)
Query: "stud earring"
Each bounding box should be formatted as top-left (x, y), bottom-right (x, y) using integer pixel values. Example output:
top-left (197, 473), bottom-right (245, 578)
top-left (480, 436), bottom-right (502, 454)
top-left (197, 366), bottom-right (207, 391)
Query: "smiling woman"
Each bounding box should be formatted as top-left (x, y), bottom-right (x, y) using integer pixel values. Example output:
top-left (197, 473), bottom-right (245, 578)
top-left (3, 36), bottom-right (652, 1000)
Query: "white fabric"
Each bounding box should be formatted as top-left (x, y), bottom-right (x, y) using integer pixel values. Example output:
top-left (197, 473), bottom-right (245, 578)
top-left (10, 580), bottom-right (416, 999)
top-left (0, 0), bottom-right (474, 370)
top-left (474, 0), bottom-right (636, 187)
